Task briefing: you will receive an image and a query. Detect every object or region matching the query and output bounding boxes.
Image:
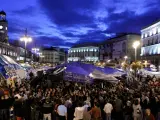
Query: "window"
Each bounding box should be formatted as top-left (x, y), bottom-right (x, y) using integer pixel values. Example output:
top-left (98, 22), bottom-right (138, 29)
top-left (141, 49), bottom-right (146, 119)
top-left (155, 36), bottom-right (158, 44)
top-left (148, 40), bottom-right (150, 46)
top-left (122, 42), bottom-right (126, 52)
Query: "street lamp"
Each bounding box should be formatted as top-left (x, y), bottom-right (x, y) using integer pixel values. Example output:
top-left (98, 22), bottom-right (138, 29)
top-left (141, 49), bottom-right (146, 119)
top-left (20, 29), bottom-right (32, 63)
top-left (124, 56), bottom-right (128, 61)
top-left (32, 48), bottom-right (39, 53)
top-left (132, 41), bottom-right (140, 61)
top-left (37, 52), bottom-right (42, 56)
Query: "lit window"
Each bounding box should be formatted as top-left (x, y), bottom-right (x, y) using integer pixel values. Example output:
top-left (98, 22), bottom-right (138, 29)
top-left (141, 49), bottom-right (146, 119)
top-left (158, 28), bottom-right (160, 33)
top-left (150, 31), bottom-right (152, 36)
top-left (145, 33), bottom-right (148, 38)
top-left (0, 25), bottom-right (3, 29)
top-left (153, 28), bottom-right (157, 35)
top-left (6, 27), bottom-right (7, 30)
top-left (141, 35), bottom-right (143, 38)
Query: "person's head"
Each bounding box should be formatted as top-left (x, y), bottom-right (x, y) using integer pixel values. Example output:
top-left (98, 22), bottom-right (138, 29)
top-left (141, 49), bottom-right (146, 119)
top-left (4, 95), bottom-right (9, 99)
top-left (45, 98), bottom-right (50, 103)
top-left (78, 102), bottom-right (83, 107)
top-left (1, 96), bottom-right (4, 100)
top-left (146, 109), bottom-right (151, 115)
top-left (94, 102), bottom-right (99, 107)
top-left (14, 96), bottom-right (18, 101)
top-left (134, 99), bottom-right (139, 105)
top-left (126, 101), bottom-right (131, 106)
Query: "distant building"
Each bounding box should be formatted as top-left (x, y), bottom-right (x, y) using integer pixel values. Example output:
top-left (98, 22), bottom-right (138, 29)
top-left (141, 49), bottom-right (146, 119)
top-left (16, 47), bottom-right (33, 62)
top-left (0, 11), bottom-right (17, 60)
top-left (40, 47), bottom-right (66, 64)
top-left (141, 20), bottom-right (160, 66)
top-left (68, 45), bottom-right (99, 62)
top-left (99, 33), bottom-right (141, 62)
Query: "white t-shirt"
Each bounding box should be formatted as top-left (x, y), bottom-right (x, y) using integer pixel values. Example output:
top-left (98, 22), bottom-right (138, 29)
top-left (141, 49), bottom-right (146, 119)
top-left (74, 107), bottom-right (85, 120)
top-left (57, 105), bottom-right (67, 116)
top-left (103, 103), bottom-right (113, 114)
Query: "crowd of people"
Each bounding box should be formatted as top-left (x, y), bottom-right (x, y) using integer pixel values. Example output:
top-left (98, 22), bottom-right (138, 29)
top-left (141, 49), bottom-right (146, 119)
top-left (0, 70), bottom-right (160, 120)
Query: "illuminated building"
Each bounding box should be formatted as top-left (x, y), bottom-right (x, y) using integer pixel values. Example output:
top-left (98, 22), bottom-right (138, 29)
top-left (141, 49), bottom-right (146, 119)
top-left (99, 33), bottom-right (141, 62)
top-left (68, 45), bottom-right (99, 62)
top-left (40, 47), bottom-right (66, 64)
top-left (0, 11), bottom-right (17, 60)
top-left (141, 20), bottom-right (160, 66)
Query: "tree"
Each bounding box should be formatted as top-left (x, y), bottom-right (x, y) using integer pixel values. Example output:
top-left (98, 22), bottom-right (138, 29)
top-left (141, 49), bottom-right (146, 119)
top-left (131, 61), bottom-right (143, 78)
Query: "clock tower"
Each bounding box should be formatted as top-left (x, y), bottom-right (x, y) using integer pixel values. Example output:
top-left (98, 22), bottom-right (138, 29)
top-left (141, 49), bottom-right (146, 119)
top-left (0, 11), bottom-right (8, 43)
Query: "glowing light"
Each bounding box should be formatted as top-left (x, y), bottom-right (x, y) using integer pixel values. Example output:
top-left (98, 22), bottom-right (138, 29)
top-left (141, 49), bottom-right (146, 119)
top-left (40, 55), bottom-right (45, 58)
top-left (145, 33), bottom-right (148, 38)
top-left (153, 28), bottom-right (157, 35)
top-left (121, 62), bottom-right (125, 66)
top-left (133, 41), bottom-right (140, 49)
top-left (20, 36), bottom-right (32, 42)
top-left (32, 48), bottom-right (39, 51)
top-left (0, 25), bottom-right (3, 29)
top-left (107, 60), bottom-right (111, 63)
top-left (124, 56), bottom-right (128, 59)
top-left (158, 28), bottom-right (160, 33)
top-left (149, 31), bottom-right (152, 36)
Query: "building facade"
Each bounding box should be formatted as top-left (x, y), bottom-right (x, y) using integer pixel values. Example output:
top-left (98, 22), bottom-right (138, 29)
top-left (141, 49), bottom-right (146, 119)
top-left (40, 47), bottom-right (66, 64)
top-left (16, 47), bottom-right (34, 62)
top-left (0, 11), bottom-right (17, 60)
top-left (68, 46), bottom-right (99, 62)
top-left (141, 21), bottom-right (160, 66)
top-left (99, 34), bottom-right (141, 62)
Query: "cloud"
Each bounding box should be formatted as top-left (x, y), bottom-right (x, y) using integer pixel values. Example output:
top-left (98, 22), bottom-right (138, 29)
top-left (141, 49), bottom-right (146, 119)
top-left (38, 0), bottom-right (98, 26)
top-left (2, 0), bottom-right (160, 49)
top-left (106, 8), bottom-right (160, 33)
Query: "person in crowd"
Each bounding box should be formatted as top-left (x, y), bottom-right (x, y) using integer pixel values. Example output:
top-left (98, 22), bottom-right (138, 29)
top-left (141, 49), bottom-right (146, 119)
top-left (57, 99), bottom-right (67, 120)
top-left (90, 102), bottom-right (101, 120)
top-left (83, 107), bottom-right (91, 120)
top-left (124, 100), bottom-right (133, 120)
top-left (74, 102), bottom-right (85, 120)
top-left (133, 99), bottom-right (142, 120)
top-left (42, 98), bottom-right (53, 120)
top-left (13, 97), bottom-right (24, 120)
top-left (103, 100), bottom-right (113, 120)
top-left (114, 96), bottom-right (123, 120)
top-left (144, 109), bottom-right (155, 120)
top-left (1, 69), bottom-right (160, 120)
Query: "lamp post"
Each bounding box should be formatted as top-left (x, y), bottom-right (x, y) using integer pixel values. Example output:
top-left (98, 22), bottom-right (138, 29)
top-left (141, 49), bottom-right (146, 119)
top-left (20, 29), bottom-right (32, 63)
top-left (132, 41), bottom-right (140, 61)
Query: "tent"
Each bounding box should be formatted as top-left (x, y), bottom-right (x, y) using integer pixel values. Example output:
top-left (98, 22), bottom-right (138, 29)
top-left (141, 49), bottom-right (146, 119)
top-left (54, 62), bottom-right (125, 83)
top-left (141, 68), bottom-right (160, 78)
top-left (0, 55), bottom-right (26, 79)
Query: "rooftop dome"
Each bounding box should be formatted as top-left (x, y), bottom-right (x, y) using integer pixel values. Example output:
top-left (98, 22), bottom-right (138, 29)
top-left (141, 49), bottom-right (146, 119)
top-left (0, 11), bottom-right (6, 16)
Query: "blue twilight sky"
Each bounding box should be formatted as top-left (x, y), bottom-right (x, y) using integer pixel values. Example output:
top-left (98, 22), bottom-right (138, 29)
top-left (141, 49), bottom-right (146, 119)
top-left (0, 0), bottom-right (160, 49)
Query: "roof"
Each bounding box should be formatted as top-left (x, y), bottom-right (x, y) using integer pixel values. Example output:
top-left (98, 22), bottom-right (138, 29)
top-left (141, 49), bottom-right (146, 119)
top-left (42, 47), bottom-right (58, 51)
top-left (101, 33), bottom-right (140, 44)
top-left (72, 42), bottom-right (100, 48)
top-left (142, 19), bottom-right (160, 30)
